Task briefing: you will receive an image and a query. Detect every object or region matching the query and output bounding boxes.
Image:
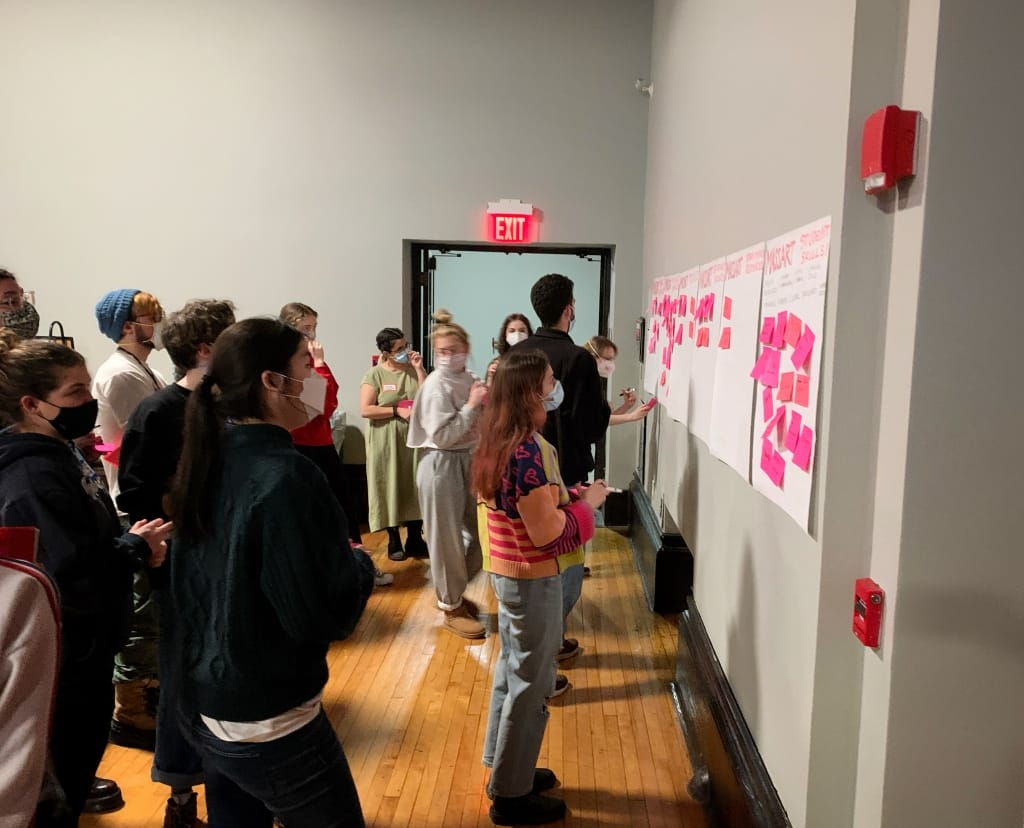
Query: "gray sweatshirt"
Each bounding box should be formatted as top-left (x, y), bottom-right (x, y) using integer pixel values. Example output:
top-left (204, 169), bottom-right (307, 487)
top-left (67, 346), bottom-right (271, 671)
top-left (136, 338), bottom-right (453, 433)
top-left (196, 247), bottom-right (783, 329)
top-left (406, 367), bottom-right (481, 451)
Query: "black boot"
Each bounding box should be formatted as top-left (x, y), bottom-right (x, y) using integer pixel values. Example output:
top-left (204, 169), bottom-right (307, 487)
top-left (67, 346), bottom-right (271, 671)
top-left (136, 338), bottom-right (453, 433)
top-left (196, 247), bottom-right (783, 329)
top-left (163, 790), bottom-right (198, 828)
top-left (386, 526), bottom-right (406, 561)
top-left (404, 520), bottom-right (429, 558)
top-left (489, 792), bottom-right (566, 825)
top-left (83, 777), bottom-right (125, 814)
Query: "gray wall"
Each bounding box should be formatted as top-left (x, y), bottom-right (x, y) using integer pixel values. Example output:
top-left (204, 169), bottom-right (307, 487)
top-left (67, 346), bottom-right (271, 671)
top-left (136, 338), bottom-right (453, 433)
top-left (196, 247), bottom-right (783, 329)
top-left (0, 0), bottom-right (652, 485)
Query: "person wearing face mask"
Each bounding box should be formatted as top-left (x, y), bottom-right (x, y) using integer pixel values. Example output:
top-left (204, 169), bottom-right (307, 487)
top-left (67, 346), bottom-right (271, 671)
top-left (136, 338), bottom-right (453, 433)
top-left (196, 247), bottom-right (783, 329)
top-left (0, 268), bottom-right (41, 339)
top-left (486, 313), bottom-right (535, 385)
top-left (472, 349), bottom-right (608, 826)
top-left (513, 275), bottom-right (612, 676)
top-left (280, 303), bottom-right (393, 589)
top-left (92, 288), bottom-right (169, 753)
top-left (117, 299), bottom-right (235, 828)
top-left (0, 330), bottom-right (172, 825)
top-left (406, 310), bottom-right (489, 638)
top-left (167, 318), bottom-right (374, 828)
top-left (360, 327), bottom-right (428, 561)
top-left (583, 336), bottom-right (652, 425)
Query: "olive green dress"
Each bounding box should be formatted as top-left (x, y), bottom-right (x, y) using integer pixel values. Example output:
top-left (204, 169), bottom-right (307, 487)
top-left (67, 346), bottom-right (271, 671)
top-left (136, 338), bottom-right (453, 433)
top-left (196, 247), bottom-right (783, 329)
top-left (361, 364), bottom-right (422, 531)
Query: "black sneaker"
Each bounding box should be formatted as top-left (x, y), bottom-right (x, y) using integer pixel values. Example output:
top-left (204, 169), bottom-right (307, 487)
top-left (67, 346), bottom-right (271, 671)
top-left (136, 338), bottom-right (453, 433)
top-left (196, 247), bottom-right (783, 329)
top-left (109, 719), bottom-right (156, 751)
top-left (163, 791), bottom-right (198, 828)
top-left (404, 532), bottom-right (429, 559)
top-left (546, 674), bottom-right (570, 700)
top-left (489, 792), bottom-right (566, 825)
top-left (556, 638), bottom-right (582, 662)
top-left (83, 777), bottom-right (125, 814)
top-left (387, 539), bottom-right (407, 562)
top-left (487, 768), bottom-right (558, 799)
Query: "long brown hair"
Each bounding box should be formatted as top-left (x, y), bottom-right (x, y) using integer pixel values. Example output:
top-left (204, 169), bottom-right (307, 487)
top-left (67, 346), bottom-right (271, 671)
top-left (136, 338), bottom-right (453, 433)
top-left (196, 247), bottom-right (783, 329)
top-left (494, 312), bottom-right (533, 356)
top-left (0, 329), bottom-right (85, 426)
top-left (471, 349), bottom-right (549, 499)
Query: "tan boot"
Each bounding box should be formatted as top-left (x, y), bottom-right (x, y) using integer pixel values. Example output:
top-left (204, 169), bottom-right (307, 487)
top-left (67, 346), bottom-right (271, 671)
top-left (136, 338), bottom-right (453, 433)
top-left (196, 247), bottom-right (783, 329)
top-left (443, 604), bottom-right (485, 639)
top-left (110, 678), bottom-right (159, 751)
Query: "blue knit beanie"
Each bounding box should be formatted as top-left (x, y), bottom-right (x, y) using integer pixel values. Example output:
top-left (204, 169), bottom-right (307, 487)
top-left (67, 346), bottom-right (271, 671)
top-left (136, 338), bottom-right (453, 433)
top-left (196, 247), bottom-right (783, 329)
top-left (95, 289), bottom-right (140, 342)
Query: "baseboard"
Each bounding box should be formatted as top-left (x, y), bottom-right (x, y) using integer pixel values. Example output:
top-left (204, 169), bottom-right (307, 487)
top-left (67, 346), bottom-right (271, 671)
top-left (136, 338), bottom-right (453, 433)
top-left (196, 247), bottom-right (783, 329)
top-left (673, 595), bottom-right (791, 827)
top-left (628, 473), bottom-right (692, 612)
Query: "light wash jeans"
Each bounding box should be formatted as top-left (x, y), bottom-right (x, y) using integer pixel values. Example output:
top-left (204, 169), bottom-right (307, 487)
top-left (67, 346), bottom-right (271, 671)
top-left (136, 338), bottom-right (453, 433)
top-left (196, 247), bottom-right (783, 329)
top-left (560, 563), bottom-right (585, 631)
top-left (483, 573), bottom-right (563, 798)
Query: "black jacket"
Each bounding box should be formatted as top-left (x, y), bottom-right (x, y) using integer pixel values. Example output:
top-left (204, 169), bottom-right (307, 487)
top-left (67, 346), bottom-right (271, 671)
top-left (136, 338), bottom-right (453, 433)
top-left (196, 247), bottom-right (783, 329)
top-left (0, 430), bottom-right (149, 659)
top-left (516, 328), bottom-right (611, 484)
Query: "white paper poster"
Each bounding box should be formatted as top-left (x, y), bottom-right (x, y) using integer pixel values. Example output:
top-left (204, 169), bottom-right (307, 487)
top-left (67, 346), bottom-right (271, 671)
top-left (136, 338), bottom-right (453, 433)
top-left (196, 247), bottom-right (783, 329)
top-left (664, 267), bottom-right (699, 424)
top-left (642, 277), bottom-right (670, 397)
top-left (749, 217), bottom-right (831, 532)
top-left (709, 243), bottom-right (766, 480)
top-left (687, 258), bottom-right (726, 443)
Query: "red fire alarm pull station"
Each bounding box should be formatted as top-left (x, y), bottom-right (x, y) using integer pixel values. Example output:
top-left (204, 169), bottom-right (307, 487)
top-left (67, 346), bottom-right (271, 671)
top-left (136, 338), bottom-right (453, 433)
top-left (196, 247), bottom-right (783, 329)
top-left (861, 105), bottom-right (921, 194)
top-left (853, 578), bottom-right (884, 648)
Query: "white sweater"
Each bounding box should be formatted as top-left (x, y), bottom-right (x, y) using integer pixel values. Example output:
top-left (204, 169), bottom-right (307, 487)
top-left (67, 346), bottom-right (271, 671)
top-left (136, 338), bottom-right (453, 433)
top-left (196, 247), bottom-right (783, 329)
top-left (406, 368), bottom-right (481, 451)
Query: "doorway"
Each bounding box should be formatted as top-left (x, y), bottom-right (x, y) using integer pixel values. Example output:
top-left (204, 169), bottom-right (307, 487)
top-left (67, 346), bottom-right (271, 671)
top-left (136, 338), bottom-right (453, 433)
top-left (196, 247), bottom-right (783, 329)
top-left (407, 241), bottom-right (614, 476)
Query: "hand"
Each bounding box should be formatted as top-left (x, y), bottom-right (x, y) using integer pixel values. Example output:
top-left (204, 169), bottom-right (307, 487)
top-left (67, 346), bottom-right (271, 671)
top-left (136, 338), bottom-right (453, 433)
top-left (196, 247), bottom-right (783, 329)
top-left (580, 480), bottom-right (609, 510)
top-left (129, 518), bottom-right (174, 567)
top-left (620, 388), bottom-right (637, 407)
top-left (631, 404), bottom-right (653, 422)
top-left (408, 350), bottom-right (423, 370)
top-left (467, 381), bottom-right (488, 408)
top-left (486, 361), bottom-right (498, 382)
top-left (396, 405), bottom-right (412, 421)
top-left (307, 339), bottom-right (325, 367)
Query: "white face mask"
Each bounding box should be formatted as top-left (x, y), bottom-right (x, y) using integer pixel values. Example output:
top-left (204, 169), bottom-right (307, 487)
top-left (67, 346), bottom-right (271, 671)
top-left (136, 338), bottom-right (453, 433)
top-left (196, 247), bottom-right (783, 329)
top-left (274, 371), bottom-right (326, 423)
top-left (505, 331), bottom-right (528, 347)
top-left (436, 353), bottom-right (468, 372)
top-left (134, 320), bottom-right (165, 350)
top-left (597, 358), bottom-right (616, 379)
top-left (542, 380), bottom-right (565, 412)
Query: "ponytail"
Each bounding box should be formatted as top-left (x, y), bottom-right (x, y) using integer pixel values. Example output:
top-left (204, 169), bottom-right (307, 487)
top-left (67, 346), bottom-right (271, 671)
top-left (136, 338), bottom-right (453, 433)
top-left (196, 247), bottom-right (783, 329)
top-left (169, 374), bottom-right (223, 541)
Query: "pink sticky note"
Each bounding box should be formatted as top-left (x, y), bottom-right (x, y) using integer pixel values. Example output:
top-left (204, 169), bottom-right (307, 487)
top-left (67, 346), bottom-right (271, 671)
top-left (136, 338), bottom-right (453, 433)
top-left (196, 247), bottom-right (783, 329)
top-left (666, 345), bottom-right (673, 369)
top-left (702, 327), bottom-right (712, 347)
top-left (795, 373), bottom-right (810, 406)
top-left (759, 318), bottom-right (775, 344)
top-left (768, 450), bottom-right (786, 488)
top-left (761, 405), bottom-right (785, 441)
top-left (791, 327), bottom-right (816, 370)
top-left (749, 349), bottom-right (770, 381)
top-left (761, 348), bottom-right (781, 388)
top-left (647, 334), bottom-right (656, 354)
top-left (777, 371), bottom-right (794, 402)
top-left (724, 296), bottom-right (733, 320)
top-left (793, 426), bottom-right (814, 471)
top-left (688, 320), bottom-right (695, 339)
top-left (760, 439), bottom-right (774, 475)
top-left (660, 370), bottom-right (667, 386)
top-left (675, 326), bottom-right (683, 345)
top-left (689, 296), bottom-right (696, 315)
top-left (784, 313), bottom-right (802, 347)
top-left (707, 293), bottom-right (715, 318)
top-left (762, 387), bottom-right (774, 422)
top-left (772, 311), bottom-right (788, 349)
top-left (718, 327), bottom-right (731, 349)
top-left (678, 295), bottom-right (687, 316)
top-left (784, 410), bottom-right (803, 452)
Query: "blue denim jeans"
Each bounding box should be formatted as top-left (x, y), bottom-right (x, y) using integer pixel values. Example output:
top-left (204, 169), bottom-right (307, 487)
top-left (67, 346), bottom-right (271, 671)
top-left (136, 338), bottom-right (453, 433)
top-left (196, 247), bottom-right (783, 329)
top-left (186, 708), bottom-right (364, 828)
top-left (482, 573), bottom-right (562, 798)
top-left (152, 588), bottom-right (204, 789)
top-left (560, 563), bottom-right (585, 631)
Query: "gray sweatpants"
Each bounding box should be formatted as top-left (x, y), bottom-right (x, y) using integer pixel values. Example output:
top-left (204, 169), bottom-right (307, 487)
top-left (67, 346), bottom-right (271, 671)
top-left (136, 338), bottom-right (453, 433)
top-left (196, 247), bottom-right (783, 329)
top-left (416, 448), bottom-right (482, 609)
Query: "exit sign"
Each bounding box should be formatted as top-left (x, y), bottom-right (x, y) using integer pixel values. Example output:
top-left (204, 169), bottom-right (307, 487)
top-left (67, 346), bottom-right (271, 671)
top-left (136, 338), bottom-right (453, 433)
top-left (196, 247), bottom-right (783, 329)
top-left (486, 198), bottom-right (537, 243)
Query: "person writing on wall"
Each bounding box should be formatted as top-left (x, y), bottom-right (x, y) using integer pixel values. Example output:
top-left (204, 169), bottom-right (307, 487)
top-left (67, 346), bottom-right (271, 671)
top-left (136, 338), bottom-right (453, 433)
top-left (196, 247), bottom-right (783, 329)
top-left (583, 336), bottom-right (653, 425)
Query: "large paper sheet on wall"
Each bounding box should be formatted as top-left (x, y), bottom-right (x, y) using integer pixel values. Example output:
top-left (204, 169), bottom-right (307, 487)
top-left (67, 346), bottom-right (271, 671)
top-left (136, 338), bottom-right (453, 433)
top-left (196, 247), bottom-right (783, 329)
top-left (665, 267), bottom-right (699, 423)
top-left (709, 243), bottom-right (766, 480)
top-left (643, 276), bottom-right (670, 397)
top-left (688, 258), bottom-right (726, 443)
top-left (749, 217), bottom-right (831, 532)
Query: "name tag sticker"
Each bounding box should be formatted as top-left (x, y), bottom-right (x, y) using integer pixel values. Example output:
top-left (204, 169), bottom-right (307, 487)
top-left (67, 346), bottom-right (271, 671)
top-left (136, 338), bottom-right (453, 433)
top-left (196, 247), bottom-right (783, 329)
top-left (382, 383), bottom-right (397, 392)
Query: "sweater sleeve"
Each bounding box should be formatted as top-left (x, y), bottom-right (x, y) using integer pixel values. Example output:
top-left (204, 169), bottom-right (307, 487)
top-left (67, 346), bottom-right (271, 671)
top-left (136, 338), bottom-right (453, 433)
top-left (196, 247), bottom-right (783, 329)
top-left (316, 364), bottom-right (339, 421)
top-left (258, 470), bottom-right (374, 645)
top-left (410, 378), bottom-right (480, 449)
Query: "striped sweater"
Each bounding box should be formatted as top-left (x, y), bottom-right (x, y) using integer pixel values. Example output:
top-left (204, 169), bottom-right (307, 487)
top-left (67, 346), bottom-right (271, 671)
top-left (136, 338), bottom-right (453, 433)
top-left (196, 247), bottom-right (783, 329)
top-left (478, 433), bottom-right (594, 580)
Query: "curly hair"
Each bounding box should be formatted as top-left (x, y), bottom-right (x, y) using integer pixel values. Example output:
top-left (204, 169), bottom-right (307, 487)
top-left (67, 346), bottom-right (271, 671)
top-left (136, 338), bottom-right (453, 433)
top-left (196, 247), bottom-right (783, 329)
top-left (162, 300), bottom-right (237, 371)
top-left (529, 273), bottom-right (574, 327)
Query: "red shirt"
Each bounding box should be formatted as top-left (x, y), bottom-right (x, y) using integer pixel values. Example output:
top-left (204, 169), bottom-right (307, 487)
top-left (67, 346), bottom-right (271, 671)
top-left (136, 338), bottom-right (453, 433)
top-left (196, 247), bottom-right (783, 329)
top-left (291, 364), bottom-right (339, 447)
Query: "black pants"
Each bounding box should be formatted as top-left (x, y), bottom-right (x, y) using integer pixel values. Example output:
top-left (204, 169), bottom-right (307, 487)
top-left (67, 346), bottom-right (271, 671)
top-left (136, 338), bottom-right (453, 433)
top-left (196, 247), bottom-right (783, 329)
top-left (295, 443), bottom-right (362, 544)
top-left (48, 633), bottom-right (117, 823)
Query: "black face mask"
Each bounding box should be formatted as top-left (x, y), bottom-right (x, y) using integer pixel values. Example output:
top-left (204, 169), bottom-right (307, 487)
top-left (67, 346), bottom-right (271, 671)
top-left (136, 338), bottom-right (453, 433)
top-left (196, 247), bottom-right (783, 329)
top-left (41, 398), bottom-right (98, 441)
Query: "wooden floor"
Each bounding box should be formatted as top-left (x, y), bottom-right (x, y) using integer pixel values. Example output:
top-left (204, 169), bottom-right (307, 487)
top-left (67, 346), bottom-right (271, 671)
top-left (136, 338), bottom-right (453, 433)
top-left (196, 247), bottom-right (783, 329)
top-left (83, 528), bottom-right (705, 827)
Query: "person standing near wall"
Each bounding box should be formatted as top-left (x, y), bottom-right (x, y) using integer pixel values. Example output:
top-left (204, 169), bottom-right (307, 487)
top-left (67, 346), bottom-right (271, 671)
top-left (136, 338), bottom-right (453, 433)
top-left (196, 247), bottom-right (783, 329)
top-left (117, 299), bottom-right (236, 828)
top-left (92, 288), bottom-right (168, 752)
top-left (360, 327), bottom-right (428, 560)
top-left (406, 310), bottom-right (488, 638)
top-left (583, 336), bottom-right (652, 425)
top-left (472, 349), bottom-right (607, 826)
top-left (514, 275), bottom-right (611, 680)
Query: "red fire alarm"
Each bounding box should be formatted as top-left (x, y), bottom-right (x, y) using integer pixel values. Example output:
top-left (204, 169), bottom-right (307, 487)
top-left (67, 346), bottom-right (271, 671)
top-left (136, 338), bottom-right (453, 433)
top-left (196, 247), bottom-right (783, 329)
top-left (861, 105), bottom-right (921, 194)
top-left (853, 578), bottom-right (884, 648)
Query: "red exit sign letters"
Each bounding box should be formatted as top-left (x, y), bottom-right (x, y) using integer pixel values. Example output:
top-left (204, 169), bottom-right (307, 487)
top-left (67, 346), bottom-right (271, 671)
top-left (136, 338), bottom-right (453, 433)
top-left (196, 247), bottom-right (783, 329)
top-left (486, 199), bottom-right (536, 244)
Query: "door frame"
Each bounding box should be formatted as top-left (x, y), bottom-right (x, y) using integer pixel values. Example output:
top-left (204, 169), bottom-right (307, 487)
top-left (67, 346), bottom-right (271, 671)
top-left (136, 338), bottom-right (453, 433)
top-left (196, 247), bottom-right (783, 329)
top-left (405, 240), bottom-right (615, 477)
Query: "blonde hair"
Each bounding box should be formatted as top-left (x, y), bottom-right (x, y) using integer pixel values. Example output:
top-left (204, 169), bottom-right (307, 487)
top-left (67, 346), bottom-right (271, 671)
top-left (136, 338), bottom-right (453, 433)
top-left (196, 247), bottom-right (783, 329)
top-left (584, 335), bottom-right (617, 359)
top-left (279, 302), bottom-right (317, 328)
top-left (132, 291), bottom-right (164, 322)
top-left (430, 308), bottom-right (470, 347)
